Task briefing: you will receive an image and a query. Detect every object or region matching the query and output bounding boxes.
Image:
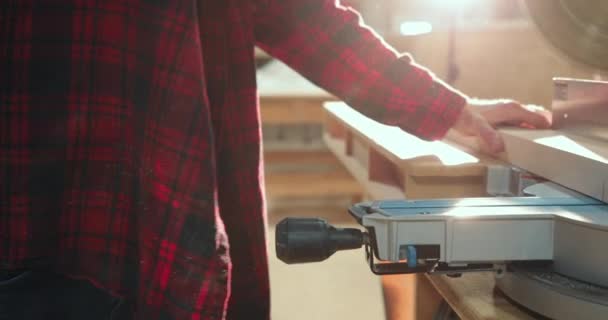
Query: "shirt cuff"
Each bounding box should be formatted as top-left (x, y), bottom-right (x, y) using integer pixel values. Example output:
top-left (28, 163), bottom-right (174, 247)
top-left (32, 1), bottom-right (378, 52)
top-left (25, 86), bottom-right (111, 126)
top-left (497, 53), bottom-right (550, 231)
top-left (413, 80), bottom-right (468, 140)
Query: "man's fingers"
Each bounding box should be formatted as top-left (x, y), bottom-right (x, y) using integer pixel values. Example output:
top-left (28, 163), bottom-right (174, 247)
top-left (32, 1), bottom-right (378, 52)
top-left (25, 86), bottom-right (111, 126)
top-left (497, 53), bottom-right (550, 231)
top-left (482, 102), bottom-right (552, 129)
top-left (475, 113), bottom-right (505, 154)
top-left (461, 98), bottom-right (552, 155)
top-left (519, 104), bottom-right (553, 128)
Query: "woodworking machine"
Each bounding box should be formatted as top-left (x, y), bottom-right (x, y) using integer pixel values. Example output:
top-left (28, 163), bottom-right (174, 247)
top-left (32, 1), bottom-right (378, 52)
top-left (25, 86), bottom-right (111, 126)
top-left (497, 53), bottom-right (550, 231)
top-left (275, 1), bottom-right (608, 319)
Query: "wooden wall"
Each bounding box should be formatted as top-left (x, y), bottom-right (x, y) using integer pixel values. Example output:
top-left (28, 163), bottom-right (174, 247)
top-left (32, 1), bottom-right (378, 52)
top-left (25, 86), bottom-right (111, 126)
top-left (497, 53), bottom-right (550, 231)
top-left (344, 0), bottom-right (607, 109)
top-left (385, 25), bottom-right (606, 109)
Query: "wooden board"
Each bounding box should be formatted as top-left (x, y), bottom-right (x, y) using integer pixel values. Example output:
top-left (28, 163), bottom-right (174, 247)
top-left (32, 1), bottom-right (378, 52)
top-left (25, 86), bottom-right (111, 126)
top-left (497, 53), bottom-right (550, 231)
top-left (448, 127), bottom-right (608, 203)
top-left (323, 101), bottom-right (493, 174)
top-left (323, 101), bottom-right (499, 199)
top-left (500, 128), bottom-right (608, 202)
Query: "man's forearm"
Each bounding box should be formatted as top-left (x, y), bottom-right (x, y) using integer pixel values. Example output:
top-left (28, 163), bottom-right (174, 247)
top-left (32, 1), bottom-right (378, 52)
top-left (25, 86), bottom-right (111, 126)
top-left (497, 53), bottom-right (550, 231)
top-left (253, 0), bottom-right (467, 140)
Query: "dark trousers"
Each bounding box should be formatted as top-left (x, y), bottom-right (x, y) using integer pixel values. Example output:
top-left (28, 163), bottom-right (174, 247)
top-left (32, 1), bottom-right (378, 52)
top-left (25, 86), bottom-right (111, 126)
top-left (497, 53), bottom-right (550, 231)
top-left (0, 270), bottom-right (132, 320)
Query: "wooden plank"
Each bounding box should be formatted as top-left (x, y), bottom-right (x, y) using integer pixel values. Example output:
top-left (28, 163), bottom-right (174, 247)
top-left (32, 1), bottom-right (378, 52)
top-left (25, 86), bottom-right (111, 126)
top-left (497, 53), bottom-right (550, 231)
top-left (322, 102), bottom-right (494, 199)
top-left (323, 102), bottom-right (490, 178)
top-left (500, 128), bottom-right (608, 202)
top-left (449, 127), bottom-right (608, 202)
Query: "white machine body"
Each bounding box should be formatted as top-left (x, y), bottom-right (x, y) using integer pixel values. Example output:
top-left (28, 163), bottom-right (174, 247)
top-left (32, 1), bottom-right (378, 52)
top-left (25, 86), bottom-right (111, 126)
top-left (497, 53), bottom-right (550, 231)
top-left (357, 78), bottom-right (608, 319)
top-left (361, 182), bottom-right (608, 286)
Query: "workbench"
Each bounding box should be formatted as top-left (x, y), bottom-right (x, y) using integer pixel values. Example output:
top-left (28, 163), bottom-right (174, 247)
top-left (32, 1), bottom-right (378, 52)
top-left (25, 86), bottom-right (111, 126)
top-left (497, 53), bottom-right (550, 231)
top-left (322, 101), bottom-right (544, 320)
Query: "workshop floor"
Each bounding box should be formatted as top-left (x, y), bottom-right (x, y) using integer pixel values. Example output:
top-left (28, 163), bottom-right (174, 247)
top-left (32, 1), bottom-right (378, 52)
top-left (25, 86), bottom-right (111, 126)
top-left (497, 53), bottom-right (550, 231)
top-left (267, 204), bottom-right (386, 320)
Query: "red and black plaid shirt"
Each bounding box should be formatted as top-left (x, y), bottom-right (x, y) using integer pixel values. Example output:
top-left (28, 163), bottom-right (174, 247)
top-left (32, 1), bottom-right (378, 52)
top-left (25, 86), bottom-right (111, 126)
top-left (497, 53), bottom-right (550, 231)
top-left (0, 1), bottom-right (466, 319)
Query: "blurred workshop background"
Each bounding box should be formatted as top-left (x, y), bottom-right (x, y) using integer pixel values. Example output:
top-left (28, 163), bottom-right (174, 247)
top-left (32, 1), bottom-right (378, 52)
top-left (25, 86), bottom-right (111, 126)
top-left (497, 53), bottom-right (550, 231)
top-left (259, 0), bottom-right (605, 319)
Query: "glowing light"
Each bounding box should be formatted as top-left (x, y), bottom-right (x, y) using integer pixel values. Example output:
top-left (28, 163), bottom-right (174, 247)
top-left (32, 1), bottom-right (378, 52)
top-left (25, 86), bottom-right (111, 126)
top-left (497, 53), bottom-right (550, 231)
top-left (400, 21), bottom-right (433, 36)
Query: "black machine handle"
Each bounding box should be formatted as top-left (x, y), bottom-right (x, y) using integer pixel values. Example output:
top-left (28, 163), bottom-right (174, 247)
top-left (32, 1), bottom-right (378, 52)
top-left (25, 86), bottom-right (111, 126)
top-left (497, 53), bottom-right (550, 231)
top-left (275, 215), bottom-right (499, 276)
top-left (275, 213), bottom-right (498, 276)
top-left (275, 217), bottom-right (366, 264)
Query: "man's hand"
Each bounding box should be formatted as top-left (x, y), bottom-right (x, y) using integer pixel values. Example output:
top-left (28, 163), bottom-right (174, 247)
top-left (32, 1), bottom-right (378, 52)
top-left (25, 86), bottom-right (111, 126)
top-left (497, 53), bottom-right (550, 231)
top-left (451, 98), bottom-right (553, 154)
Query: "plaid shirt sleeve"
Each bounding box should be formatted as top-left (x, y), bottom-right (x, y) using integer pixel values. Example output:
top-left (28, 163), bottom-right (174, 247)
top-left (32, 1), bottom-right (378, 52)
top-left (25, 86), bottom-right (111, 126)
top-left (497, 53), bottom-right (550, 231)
top-left (254, 0), bottom-right (468, 140)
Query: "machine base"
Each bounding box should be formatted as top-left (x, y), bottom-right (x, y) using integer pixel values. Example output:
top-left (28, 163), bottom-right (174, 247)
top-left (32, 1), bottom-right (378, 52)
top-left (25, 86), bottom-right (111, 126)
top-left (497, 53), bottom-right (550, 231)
top-left (496, 264), bottom-right (608, 320)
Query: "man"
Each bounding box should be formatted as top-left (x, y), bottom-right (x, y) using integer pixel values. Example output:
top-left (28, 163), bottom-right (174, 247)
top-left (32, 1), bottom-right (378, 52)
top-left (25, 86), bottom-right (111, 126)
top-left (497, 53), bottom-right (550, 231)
top-left (0, 1), bottom-right (550, 319)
